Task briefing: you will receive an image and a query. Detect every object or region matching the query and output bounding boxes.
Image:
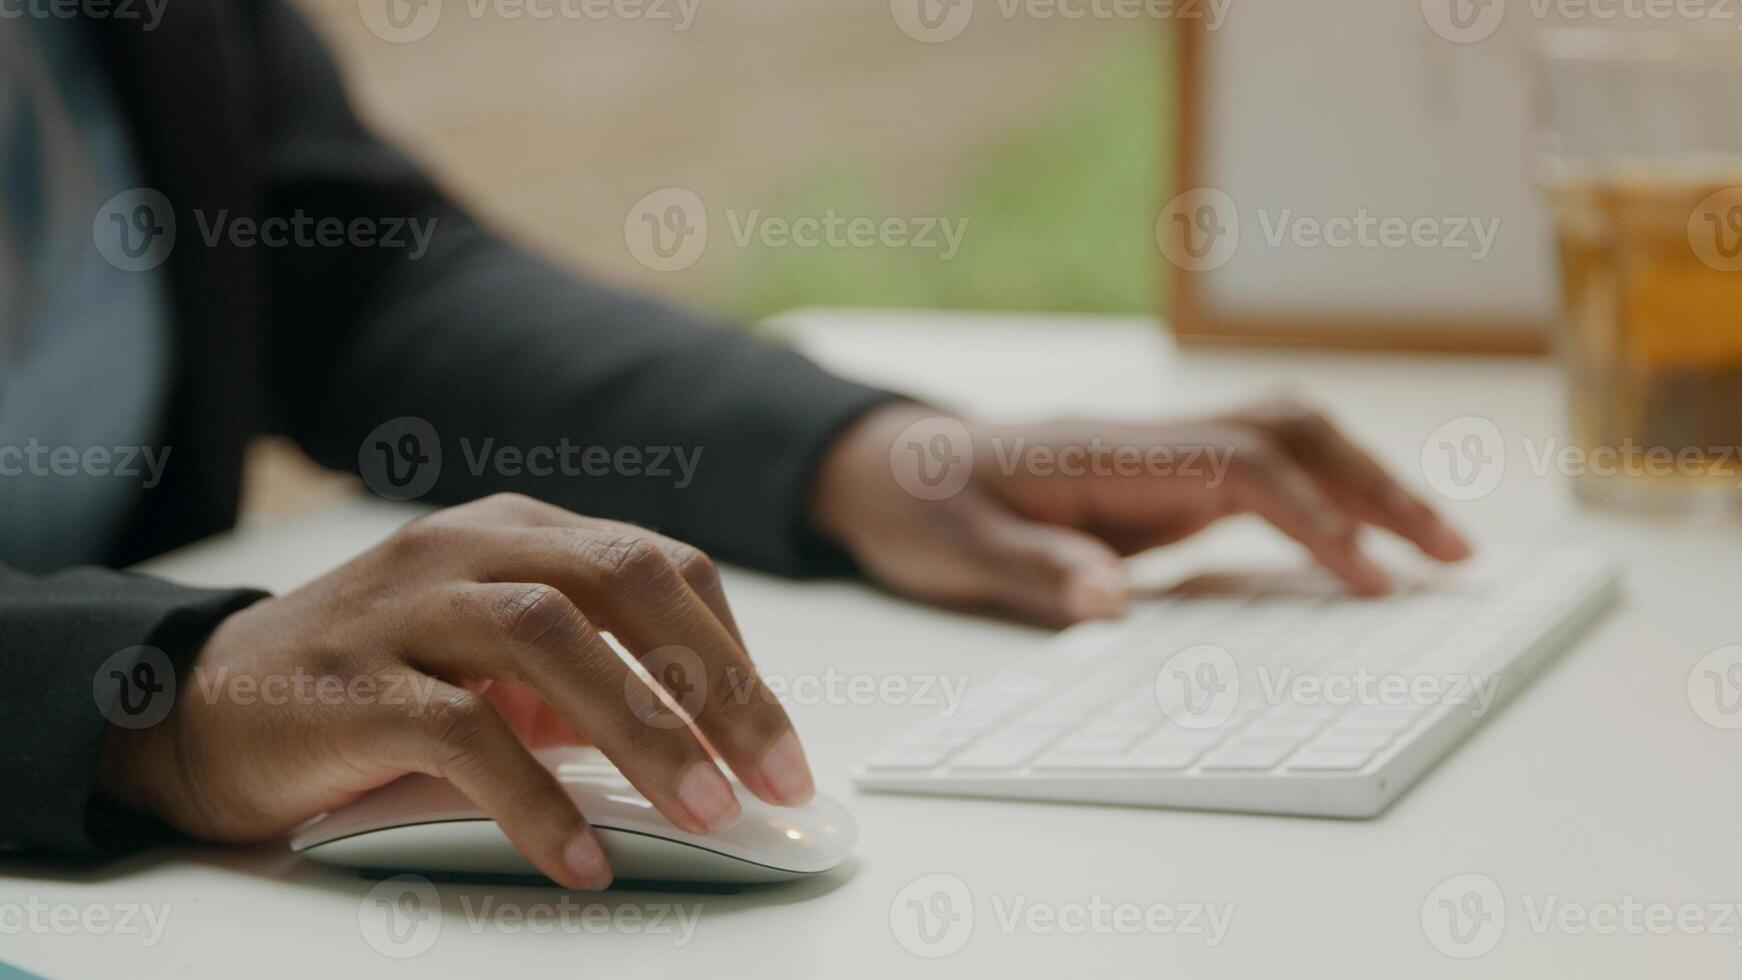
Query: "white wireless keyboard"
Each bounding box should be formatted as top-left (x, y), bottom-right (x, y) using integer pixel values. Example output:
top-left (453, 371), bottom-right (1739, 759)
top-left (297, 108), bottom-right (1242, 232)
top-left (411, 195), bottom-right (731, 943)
top-left (855, 548), bottom-right (1619, 817)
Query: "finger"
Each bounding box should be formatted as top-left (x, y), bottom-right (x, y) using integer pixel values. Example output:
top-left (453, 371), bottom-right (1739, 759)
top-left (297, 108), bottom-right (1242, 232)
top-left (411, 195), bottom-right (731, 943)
top-left (1256, 409), bottom-right (1473, 561)
top-left (482, 681), bottom-right (589, 749)
top-left (1227, 446), bottom-right (1392, 596)
top-left (408, 583), bottom-right (744, 835)
top-left (454, 493), bottom-right (749, 647)
top-left (483, 528), bottom-right (813, 807)
top-left (956, 500), bottom-right (1129, 627)
top-left (365, 671), bottom-right (612, 890)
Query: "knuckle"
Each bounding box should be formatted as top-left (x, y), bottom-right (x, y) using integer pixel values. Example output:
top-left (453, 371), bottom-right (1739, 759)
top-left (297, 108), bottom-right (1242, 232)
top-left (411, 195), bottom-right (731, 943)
top-left (594, 534), bottom-right (669, 588)
top-left (495, 584), bottom-right (581, 652)
top-left (477, 490), bottom-right (550, 522)
top-left (1240, 397), bottom-right (1330, 443)
top-left (425, 691), bottom-right (493, 771)
top-left (707, 661), bottom-right (781, 726)
top-left (665, 543), bottom-right (717, 586)
top-left (1279, 405), bottom-right (1333, 444)
top-left (386, 514), bottom-right (459, 560)
top-left (566, 638), bottom-right (624, 689)
top-left (1229, 434), bottom-right (1281, 476)
top-left (478, 492), bottom-right (542, 519)
top-left (614, 704), bottom-right (691, 757)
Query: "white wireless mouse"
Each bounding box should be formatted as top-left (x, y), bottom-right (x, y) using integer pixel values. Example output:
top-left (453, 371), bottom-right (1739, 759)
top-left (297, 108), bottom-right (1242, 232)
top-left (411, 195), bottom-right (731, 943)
top-left (290, 747), bottom-right (857, 886)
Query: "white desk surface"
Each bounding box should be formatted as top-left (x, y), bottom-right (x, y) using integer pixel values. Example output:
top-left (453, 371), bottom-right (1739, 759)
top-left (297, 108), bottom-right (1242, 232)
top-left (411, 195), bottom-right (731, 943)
top-left (8, 309), bottom-right (1739, 977)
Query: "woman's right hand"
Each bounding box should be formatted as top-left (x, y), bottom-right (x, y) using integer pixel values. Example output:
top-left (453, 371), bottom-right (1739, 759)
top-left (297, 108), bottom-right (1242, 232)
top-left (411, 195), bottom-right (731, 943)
top-left (95, 493), bottom-right (815, 891)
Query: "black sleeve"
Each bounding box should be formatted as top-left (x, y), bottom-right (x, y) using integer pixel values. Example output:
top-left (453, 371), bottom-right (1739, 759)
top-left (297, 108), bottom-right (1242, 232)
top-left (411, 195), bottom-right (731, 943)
top-left (246, 1), bottom-right (901, 575)
top-left (0, 565), bottom-right (265, 856)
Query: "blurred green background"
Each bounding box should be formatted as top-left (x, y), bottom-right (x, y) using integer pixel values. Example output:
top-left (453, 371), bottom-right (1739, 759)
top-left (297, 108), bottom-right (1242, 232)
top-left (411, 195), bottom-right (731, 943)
top-left (711, 36), bottom-right (1170, 324)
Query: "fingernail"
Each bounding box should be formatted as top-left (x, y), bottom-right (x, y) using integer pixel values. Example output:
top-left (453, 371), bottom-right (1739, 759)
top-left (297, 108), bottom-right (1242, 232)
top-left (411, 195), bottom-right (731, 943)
top-left (1350, 555), bottom-right (1391, 596)
top-left (677, 763), bottom-right (742, 832)
top-left (759, 729), bottom-right (815, 805)
top-left (563, 833), bottom-right (612, 890)
top-left (1315, 509), bottom-right (1353, 539)
top-left (1065, 564), bottom-right (1128, 621)
top-left (1436, 524), bottom-right (1474, 560)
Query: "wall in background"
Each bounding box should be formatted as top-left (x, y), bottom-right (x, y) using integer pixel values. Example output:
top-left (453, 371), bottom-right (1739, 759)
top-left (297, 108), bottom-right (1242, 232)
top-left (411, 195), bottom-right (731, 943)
top-left (251, 2), bottom-right (1169, 520)
top-left (296, 0), bottom-right (1167, 321)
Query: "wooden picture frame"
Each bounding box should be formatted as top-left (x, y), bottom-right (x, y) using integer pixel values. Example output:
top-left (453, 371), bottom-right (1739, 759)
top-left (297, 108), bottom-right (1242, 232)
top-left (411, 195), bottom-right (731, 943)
top-left (1168, 9), bottom-right (1554, 354)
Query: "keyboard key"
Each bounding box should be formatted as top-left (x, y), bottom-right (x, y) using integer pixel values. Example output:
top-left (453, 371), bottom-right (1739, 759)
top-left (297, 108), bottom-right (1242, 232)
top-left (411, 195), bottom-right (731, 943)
top-left (1055, 730), bottom-right (1144, 755)
top-left (862, 743), bottom-right (956, 772)
top-left (1334, 706), bottom-right (1425, 731)
top-left (1143, 726), bottom-right (1228, 749)
top-left (947, 724), bottom-right (1070, 771)
top-left (854, 547), bottom-right (1616, 817)
top-left (1266, 703), bottom-right (1338, 723)
top-left (1310, 727), bottom-right (1395, 750)
top-left (1287, 745), bottom-right (1380, 771)
top-left (1107, 743), bottom-right (1208, 771)
top-left (1239, 714), bottom-right (1326, 739)
top-left (1034, 749), bottom-right (1195, 772)
top-left (1200, 740), bottom-right (1296, 771)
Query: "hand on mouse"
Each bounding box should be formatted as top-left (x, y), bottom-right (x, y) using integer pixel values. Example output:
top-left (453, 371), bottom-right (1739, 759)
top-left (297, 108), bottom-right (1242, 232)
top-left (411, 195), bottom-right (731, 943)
top-left (95, 494), bottom-right (811, 891)
top-left (810, 397), bottom-right (1473, 626)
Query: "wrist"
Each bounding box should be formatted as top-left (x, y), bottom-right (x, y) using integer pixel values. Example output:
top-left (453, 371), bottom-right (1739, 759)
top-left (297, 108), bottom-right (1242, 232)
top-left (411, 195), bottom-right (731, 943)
top-left (93, 617), bottom-right (230, 837)
top-left (808, 401), bottom-right (955, 549)
top-left (94, 701), bottom-right (182, 823)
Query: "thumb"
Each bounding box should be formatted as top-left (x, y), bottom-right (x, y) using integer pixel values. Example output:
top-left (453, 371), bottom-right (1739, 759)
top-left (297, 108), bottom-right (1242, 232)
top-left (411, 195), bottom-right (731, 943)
top-left (966, 510), bottom-right (1128, 626)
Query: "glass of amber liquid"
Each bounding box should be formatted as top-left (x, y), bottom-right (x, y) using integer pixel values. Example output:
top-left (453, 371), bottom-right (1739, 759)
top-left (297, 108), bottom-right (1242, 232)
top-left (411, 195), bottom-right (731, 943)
top-left (1538, 28), bottom-right (1742, 509)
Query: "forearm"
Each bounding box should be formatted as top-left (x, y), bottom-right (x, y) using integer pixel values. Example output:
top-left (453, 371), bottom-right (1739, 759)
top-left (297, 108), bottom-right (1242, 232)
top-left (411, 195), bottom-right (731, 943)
top-left (247, 0), bottom-right (902, 573)
top-left (272, 217), bottom-right (901, 573)
top-left (0, 565), bottom-right (265, 855)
